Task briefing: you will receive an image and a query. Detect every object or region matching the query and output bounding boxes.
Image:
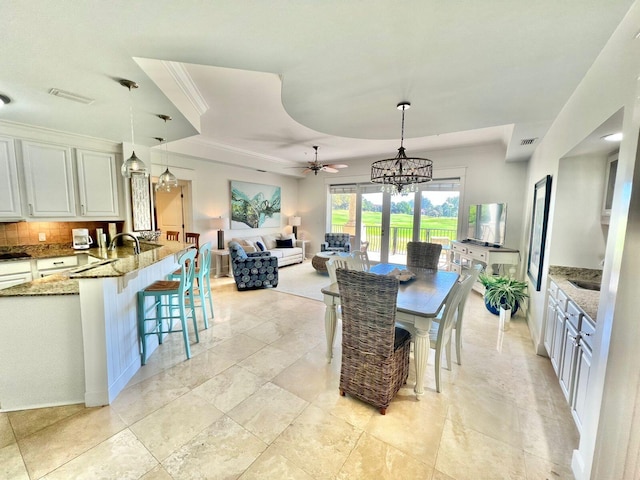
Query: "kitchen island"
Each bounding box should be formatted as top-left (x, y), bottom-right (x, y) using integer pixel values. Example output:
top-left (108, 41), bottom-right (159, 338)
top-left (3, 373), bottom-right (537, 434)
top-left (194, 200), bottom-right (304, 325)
top-left (0, 241), bottom-right (191, 412)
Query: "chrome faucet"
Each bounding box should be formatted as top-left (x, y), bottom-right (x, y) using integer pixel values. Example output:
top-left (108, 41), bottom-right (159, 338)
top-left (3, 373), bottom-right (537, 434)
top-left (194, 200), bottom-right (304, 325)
top-left (108, 233), bottom-right (141, 255)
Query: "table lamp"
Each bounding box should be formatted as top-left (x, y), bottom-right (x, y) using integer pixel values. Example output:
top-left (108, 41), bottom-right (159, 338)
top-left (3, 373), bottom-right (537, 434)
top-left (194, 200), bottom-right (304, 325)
top-left (289, 216), bottom-right (301, 238)
top-left (212, 217), bottom-right (229, 250)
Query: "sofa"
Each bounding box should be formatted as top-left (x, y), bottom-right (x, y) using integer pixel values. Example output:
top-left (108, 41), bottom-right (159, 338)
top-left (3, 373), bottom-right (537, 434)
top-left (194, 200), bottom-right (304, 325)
top-left (228, 242), bottom-right (278, 291)
top-left (229, 233), bottom-right (305, 267)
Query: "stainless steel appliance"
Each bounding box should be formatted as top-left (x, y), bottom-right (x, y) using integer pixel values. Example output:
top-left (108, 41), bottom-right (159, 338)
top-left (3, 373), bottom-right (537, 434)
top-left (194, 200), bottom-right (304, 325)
top-left (72, 228), bottom-right (93, 250)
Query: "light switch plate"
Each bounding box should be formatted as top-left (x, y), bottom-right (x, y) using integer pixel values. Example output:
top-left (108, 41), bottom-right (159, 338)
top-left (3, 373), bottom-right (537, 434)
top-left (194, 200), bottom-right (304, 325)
top-left (38, 232), bottom-right (46, 241)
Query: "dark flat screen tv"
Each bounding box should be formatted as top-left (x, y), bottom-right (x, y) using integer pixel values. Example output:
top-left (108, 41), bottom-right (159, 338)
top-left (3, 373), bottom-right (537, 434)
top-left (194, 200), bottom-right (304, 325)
top-left (467, 203), bottom-right (507, 246)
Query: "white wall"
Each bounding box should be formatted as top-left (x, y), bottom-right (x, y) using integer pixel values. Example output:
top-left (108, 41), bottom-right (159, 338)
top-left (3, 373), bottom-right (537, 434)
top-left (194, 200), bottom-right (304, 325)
top-left (522, 1), bottom-right (640, 478)
top-left (148, 150), bottom-right (300, 257)
top-left (549, 153), bottom-right (609, 268)
top-left (297, 142), bottom-right (528, 260)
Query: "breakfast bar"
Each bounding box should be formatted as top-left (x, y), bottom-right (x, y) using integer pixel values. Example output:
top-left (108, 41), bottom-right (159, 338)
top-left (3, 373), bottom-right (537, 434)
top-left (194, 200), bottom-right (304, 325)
top-left (0, 241), bottom-right (191, 411)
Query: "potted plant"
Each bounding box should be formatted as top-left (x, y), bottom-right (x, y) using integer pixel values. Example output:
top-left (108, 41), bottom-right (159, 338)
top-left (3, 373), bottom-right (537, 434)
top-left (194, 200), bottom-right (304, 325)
top-left (478, 274), bottom-right (529, 316)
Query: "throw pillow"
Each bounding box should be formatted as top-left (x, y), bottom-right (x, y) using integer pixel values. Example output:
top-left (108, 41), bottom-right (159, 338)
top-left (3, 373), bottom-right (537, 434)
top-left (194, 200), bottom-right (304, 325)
top-left (276, 238), bottom-right (294, 248)
top-left (262, 234), bottom-right (279, 250)
top-left (256, 240), bottom-right (266, 251)
top-left (282, 233), bottom-right (296, 242)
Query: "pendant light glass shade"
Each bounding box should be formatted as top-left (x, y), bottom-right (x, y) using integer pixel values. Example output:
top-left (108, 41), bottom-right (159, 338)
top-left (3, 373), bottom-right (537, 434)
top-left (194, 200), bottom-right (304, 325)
top-left (119, 79), bottom-right (148, 178)
top-left (370, 102), bottom-right (433, 194)
top-left (155, 114), bottom-right (179, 192)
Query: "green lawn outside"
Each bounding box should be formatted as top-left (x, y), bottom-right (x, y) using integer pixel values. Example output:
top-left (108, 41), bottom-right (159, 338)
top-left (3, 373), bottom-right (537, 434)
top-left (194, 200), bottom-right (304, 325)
top-left (332, 210), bottom-right (457, 233)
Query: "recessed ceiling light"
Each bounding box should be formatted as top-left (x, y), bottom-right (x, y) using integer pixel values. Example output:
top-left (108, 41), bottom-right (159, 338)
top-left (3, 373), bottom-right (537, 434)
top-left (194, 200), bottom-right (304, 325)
top-left (602, 132), bottom-right (623, 142)
top-left (0, 94), bottom-right (11, 107)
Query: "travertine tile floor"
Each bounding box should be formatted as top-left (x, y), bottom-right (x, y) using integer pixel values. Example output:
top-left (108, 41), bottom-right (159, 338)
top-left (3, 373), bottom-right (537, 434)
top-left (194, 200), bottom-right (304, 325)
top-left (0, 273), bottom-right (579, 479)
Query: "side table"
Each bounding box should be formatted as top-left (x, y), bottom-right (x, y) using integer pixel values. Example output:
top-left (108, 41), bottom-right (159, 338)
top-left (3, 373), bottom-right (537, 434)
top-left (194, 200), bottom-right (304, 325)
top-left (211, 249), bottom-right (232, 278)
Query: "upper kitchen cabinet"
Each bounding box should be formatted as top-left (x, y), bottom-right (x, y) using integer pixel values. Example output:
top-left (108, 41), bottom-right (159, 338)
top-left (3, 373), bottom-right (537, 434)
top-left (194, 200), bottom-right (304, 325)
top-left (601, 151), bottom-right (618, 224)
top-left (0, 136), bottom-right (23, 220)
top-left (21, 141), bottom-right (76, 217)
top-left (76, 149), bottom-right (120, 217)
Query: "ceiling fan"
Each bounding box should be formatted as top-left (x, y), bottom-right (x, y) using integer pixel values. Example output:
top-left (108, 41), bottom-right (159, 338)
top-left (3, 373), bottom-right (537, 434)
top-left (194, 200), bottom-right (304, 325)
top-left (299, 145), bottom-right (348, 175)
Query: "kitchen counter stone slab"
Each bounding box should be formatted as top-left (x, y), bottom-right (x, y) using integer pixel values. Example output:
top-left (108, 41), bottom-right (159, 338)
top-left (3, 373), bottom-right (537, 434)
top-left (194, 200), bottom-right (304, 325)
top-left (0, 241), bottom-right (191, 297)
top-left (548, 265), bottom-right (601, 320)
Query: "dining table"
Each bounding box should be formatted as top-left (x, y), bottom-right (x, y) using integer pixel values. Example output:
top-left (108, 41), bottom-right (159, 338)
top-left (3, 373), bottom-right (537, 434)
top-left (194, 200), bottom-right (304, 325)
top-left (321, 263), bottom-right (459, 398)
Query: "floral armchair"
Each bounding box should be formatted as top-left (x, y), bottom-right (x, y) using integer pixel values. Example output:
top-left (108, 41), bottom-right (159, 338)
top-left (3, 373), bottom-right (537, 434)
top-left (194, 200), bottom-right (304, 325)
top-left (321, 233), bottom-right (352, 253)
top-left (228, 241), bottom-right (278, 291)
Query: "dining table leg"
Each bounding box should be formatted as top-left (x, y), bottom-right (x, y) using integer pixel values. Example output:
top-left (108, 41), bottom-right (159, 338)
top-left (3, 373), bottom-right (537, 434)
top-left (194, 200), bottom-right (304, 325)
top-left (323, 296), bottom-right (338, 363)
top-left (411, 316), bottom-right (433, 399)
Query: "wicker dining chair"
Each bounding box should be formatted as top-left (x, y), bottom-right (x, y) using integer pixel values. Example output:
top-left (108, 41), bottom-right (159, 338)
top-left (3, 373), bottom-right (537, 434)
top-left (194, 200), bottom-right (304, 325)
top-left (336, 269), bottom-right (411, 415)
top-left (407, 241), bottom-right (442, 270)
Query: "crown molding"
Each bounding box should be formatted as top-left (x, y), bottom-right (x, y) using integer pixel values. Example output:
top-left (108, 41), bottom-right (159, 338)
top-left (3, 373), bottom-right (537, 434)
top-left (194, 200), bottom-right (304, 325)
top-left (185, 136), bottom-right (293, 165)
top-left (162, 61), bottom-right (209, 116)
top-left (0, 120), bottom-right (121, 152)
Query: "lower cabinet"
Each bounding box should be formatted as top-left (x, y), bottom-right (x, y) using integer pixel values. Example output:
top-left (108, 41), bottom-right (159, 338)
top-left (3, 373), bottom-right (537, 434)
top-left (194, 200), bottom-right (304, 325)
top-left (544, 279), bottom-right (595, 434)
top-left (0, 260), bottom-right (33, 289)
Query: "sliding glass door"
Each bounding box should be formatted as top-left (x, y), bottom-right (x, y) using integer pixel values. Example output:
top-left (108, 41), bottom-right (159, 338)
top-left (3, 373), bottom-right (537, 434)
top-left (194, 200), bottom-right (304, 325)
top-left (329, 179), bottom-right (460, 265)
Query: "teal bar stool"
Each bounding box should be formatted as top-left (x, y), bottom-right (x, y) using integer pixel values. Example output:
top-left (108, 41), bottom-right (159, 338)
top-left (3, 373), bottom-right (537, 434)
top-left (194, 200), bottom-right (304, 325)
top-left (170, 242), bottom-right (214, 328)
top-left (137, 248), bottom-right (198, 365)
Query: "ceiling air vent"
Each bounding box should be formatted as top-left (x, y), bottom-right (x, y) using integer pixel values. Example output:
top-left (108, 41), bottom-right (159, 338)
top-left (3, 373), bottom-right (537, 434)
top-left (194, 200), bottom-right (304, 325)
top-left (520, 137), bottom-right (538, 146)
top-left (48, 88), bottom-right (94, 105)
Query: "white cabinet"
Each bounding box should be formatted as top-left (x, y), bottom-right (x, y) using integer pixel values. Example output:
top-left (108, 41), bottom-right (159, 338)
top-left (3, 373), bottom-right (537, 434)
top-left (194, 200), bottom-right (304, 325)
top-left (21, 141), bottom-right (76, 217)
top-left (76, 149), bottom-right (120, 217)
top-left (0, 136), bottom-right (23, 220)
top-left (571, 313), bottom-right (595, 433)
top-left (0, 260), bottom-right (33, 289)
top-left (544, 278), bottom-right (596, 434)
top-left (451, 241), bottom-right (520, 292)
top-left (36, 255), bottom-right (79, 276)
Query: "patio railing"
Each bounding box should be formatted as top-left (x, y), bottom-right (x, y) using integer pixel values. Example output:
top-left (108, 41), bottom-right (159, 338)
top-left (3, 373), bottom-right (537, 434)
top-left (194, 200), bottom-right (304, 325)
top-left (331, 224), bottom-right (457, 255)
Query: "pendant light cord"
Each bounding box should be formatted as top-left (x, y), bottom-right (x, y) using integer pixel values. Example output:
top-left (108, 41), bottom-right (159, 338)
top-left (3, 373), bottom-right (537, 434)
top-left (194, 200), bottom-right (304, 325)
top-left (400, 104), bottom-right (406, 149)
top-left (129, 89), bottom-right (135, 149)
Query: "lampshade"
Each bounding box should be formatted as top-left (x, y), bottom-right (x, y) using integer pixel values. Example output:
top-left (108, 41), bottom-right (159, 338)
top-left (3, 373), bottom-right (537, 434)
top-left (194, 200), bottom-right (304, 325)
top-left (370, 102), bottom-right (432, 194)
top-left (119, 79), bottom-right (149, 178)
top-left (288, 216), bottom-right (301, 227)
top-left (211, 217), bottom-right (229, 230)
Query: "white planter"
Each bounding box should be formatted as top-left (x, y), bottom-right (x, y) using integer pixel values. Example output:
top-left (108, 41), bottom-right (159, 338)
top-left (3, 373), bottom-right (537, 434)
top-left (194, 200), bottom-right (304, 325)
top-left (499, 307), bottom-right (511, 331)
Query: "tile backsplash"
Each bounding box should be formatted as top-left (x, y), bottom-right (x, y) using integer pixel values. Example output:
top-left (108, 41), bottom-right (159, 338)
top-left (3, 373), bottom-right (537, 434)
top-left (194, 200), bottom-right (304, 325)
top-left (0, 221), bottom-right (124, 247)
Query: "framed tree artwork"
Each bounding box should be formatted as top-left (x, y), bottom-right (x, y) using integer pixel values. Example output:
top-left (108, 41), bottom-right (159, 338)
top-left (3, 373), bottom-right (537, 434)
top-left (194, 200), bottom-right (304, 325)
top-left (527, 175), bottom-right (552, 291)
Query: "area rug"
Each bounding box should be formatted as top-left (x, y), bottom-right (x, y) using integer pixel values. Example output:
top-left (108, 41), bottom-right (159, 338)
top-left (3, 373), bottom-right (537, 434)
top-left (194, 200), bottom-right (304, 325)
top-left (276, 260), bottom-right (330, 301)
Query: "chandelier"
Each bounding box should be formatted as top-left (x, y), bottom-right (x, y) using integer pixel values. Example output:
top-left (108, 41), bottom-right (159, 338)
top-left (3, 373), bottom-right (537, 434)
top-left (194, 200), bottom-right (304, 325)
top-left (370, 102), bottom-right (433, 194)
top-left (119, 79), bottom-right (149, 178)
top-left (155, 114), bottom-right (179, 192)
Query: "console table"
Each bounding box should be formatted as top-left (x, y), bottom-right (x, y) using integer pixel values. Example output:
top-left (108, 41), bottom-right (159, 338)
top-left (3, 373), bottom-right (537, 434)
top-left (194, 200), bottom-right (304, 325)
top-left (450, 241), bottom-right (520, 291)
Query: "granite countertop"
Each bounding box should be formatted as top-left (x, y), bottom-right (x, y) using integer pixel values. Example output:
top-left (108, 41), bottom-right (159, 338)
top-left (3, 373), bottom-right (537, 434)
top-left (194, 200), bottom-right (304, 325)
top-left (548, 266), bottom-right (601, 321)
top-left (0, 241), bottom-right (191, 297)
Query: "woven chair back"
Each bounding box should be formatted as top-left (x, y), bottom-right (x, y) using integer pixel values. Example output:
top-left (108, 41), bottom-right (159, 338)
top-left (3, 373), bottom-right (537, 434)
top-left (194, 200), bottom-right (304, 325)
top-left (407, 241), bottom-right (442, 270)
top-left (327, 255), bottom-right (365, 283)
top-left (336, 269), bottom-right (399, 357)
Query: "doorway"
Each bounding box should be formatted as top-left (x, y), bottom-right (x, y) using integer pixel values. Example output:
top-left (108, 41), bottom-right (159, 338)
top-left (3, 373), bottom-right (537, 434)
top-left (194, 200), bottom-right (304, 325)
top-left (153, 179), bottom-right (192, 241)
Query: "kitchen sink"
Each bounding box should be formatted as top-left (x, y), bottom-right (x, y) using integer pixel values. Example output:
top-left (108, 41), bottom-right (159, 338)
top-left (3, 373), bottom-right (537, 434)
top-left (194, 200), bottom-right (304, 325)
top-left (568, 279), bottom-right (601, 291)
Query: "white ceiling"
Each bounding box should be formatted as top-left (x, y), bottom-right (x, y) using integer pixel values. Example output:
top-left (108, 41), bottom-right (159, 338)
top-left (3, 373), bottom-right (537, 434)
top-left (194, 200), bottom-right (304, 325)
top-left (0, 1), bottom-right (633, 177)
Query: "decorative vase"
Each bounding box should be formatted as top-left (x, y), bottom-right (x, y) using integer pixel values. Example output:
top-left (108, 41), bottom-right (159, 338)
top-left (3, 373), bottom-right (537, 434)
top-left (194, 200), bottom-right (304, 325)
top-left (484, 297), bottom-right (519, 316)
top-left (499, 306), bottom-right (511, 331)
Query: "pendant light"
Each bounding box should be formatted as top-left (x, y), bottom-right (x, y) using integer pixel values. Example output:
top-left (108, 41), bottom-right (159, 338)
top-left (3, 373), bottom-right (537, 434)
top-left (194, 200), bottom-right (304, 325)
top-left (370, 102), bottom-right (433, 194)
top-left (119, 79), bottom-right (149, 178)
top-left (155, 114), bottom-right (179, 192)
